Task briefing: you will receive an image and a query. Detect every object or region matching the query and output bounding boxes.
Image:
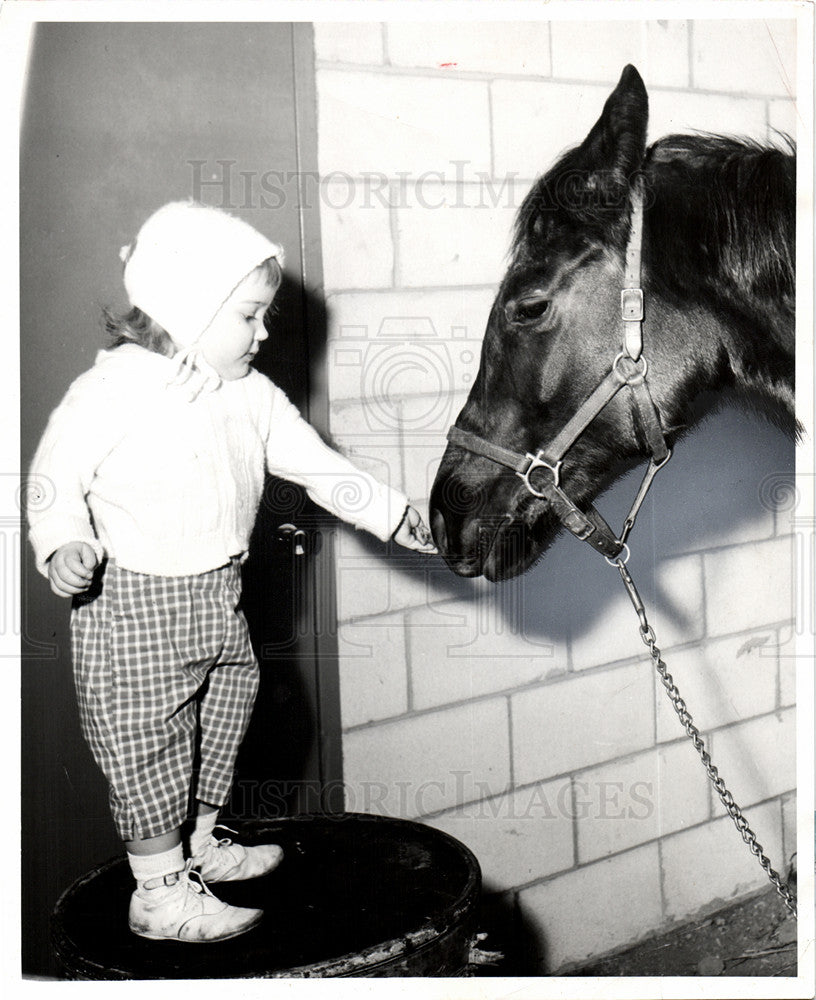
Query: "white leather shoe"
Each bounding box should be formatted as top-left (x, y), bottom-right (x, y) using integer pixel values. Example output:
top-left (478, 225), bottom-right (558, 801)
top-left (193, 828), bottom-right (283, 883)
top-left (129, 860), bottom-right (262, 942)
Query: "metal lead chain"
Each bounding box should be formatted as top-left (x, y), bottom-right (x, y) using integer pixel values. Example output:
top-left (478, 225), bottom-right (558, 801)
top-left (614, 559), bottom-right (797, 918)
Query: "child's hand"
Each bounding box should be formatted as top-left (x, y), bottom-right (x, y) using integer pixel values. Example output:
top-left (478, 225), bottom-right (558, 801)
top-left (48, 542), bottom-right (99, 597)
top-left (392, 506), bottom-right (437, 554)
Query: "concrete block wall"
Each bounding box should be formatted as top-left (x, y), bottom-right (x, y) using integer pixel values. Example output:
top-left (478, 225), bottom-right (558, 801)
top-left (313, 18), bottom-right (799, 971)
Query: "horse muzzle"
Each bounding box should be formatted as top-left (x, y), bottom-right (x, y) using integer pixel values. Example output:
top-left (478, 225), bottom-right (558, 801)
top-left (429, 469), bottom-right (544, 581)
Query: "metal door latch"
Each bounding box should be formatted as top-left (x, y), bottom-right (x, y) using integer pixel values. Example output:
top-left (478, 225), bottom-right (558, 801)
top-left (277, 523), bottom-right (307, 556)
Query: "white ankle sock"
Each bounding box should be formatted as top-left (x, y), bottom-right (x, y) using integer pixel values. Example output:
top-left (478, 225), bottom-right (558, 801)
top-left (128, 844), bottom-right (185, 894)
top-left (190, 811), bottom-right (218, 856)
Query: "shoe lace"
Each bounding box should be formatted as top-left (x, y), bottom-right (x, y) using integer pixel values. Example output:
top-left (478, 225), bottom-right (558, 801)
top-left (179, 858), bottom-right (215, 907)
top-left (212, 824), bottom-right (240, 849)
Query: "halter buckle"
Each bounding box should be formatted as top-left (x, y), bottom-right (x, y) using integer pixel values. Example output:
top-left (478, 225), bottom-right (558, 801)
top-left (621, 287), bottom-right (644, 322)
top-left (518, 452), bottom-right (562, 498)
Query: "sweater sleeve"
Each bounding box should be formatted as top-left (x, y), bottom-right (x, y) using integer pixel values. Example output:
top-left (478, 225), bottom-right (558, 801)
top-left (27, 365), bottom-right (131, 576)
top-left (262, 382), bottom-right (409, 543)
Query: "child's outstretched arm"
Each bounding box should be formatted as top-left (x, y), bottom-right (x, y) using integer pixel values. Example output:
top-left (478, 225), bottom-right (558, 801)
top-left (392, 505), bottom-right (437, 553)
top-left (264, 385), bottom-right (436, 552)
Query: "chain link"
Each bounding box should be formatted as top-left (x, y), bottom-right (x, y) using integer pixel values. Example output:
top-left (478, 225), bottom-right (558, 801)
top-left (616, 561), bottom-right (797, 919)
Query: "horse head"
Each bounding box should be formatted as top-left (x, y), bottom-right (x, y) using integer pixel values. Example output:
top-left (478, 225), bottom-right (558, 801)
top-left (430, 65), bottom-right (795, 581)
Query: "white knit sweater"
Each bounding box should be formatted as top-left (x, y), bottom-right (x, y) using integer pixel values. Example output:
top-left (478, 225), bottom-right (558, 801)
top-left (28, 345), bottom-right (409, 577)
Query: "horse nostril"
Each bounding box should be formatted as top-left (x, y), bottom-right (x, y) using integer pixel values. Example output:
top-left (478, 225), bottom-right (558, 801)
top-left (430, 507), bottom-right (448, 553)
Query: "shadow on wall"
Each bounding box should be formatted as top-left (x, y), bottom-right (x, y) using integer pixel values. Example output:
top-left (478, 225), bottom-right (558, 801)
top-left (346, 399), bottom-right (794, 651)
top-left (477, 892), bottom-right (544, 976)
top-left (225, 274), bottom-right (332, 820)
top-left (516, 399), bottom-right (794, 647)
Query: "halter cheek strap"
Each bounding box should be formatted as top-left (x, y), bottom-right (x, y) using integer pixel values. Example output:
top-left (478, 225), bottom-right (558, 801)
top-left (446, 183), bottom-right (672, 562)
top-left (621, 182), bottom-right (645, 361)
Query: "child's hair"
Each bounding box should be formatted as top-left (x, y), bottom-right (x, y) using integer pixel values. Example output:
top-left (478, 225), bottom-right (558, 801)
top-left (103, 305), bottom-right (176, 356)
top-left (104, 256), bottom-right (283, 356)
top-left (257, 256), bottom-right (284, 295)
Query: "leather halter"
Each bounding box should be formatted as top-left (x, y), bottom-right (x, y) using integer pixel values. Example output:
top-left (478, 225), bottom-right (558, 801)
top-left (446, 183), bottom-right (671, 562)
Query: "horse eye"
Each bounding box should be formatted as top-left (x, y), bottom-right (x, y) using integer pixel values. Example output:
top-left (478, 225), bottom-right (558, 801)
top-left (505, 294), bottom-right (550, 325)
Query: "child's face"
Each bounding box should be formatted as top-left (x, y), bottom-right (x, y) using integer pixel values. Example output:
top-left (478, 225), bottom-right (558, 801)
top-left (194, 268), bottom-right (277, 380)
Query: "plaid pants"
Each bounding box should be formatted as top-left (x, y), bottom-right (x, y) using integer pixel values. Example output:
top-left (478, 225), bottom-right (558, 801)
top-left (70, 559), bottom-right (259, 840)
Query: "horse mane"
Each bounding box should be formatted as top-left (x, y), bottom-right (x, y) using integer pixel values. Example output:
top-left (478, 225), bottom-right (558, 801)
top-left (643, 133), bottom-right (795, 330)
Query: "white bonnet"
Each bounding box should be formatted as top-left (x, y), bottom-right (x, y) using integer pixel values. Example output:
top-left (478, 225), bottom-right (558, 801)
top-left (121, 200), bottom-right (284, 348)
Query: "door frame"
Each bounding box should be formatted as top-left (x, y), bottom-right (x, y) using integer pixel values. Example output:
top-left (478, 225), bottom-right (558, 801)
top-left (290, 23), bottom-right (343, 808)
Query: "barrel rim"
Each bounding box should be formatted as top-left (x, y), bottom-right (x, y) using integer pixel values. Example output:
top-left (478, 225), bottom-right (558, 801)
top-left (51, 811), bottom-right (482, 980)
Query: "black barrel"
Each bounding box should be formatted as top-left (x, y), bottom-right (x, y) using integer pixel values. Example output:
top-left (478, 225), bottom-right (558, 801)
top-left (52, 813), bottom-right (481, 979)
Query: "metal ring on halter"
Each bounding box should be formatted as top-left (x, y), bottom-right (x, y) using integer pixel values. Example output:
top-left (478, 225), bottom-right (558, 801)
top-left (517, 452), bottom-right (561, 497)
top-left (612, 352), bottom-right (648, 385)
top-left (605, 543), bottom-right (631, 567)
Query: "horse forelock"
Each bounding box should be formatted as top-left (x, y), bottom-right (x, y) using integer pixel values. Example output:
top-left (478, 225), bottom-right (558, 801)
top-left (511, 146), bottom-right (632, 270)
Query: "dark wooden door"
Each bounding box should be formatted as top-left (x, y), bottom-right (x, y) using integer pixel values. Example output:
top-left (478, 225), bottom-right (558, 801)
top-left (20, 22), bottom-right (338, 977)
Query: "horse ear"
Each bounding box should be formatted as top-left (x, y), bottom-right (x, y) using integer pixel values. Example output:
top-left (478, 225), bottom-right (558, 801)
top-left (575, 65), bottom-right (648, 184)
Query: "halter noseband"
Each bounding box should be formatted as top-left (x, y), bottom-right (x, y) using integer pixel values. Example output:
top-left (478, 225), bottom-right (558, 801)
top-left (446, 183), bottom-right (671, 563)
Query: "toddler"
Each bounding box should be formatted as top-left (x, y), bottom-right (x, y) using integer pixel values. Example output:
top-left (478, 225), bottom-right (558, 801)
top-left (28, 201), bottom-right (435, 944)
